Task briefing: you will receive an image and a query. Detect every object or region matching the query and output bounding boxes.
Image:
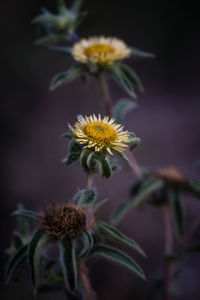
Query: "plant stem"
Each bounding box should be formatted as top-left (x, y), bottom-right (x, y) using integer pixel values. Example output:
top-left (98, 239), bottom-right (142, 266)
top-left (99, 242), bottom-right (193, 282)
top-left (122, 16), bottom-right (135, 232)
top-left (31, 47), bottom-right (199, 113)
top-left (162, 206), bottom-right (173, 300)
top-left (98, 72), bottom-right (143, 179)
top-left (125, 150), bottom-right (143, 179)
top-left (87, 173), bottom-right (94, 189)
top-left (98, 73), bottom-right (112, 117)
top-left (79, 260), bottom-right (95, 300)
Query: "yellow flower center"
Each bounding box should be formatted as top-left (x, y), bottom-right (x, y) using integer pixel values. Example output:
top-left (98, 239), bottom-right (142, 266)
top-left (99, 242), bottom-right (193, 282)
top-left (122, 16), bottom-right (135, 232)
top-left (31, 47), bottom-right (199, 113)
top-left (83, 121), bottom-right (117, 146)
top-left (84, 44), bottom-right (115, 57)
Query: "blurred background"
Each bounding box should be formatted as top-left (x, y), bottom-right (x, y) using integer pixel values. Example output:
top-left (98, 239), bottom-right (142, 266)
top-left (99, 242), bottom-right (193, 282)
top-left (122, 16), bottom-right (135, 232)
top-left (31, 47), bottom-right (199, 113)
top-left (1, 0), bottom-right (200, 299)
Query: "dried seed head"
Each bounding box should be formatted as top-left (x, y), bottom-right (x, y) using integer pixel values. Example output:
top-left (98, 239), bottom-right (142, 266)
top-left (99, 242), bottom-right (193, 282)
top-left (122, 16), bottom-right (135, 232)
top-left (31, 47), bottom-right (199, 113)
top-left (38, 204), bottom-right (86, 239)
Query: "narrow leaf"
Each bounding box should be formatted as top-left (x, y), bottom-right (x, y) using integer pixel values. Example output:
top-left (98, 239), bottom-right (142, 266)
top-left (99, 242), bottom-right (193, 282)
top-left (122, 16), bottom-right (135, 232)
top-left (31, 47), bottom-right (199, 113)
top-left (71, 0), bottom-right (83, 13)
top-left (50, 65), bottom-right (83, 91)
top-left (109, 64), bottom-right (137, 98)
top-left (28, 229), bottom-right (49, 292)
top-left (79, 231), bottom-right (94, 257)
top-left (35, 34), bottom-right (67, 46)
top-left (49, 46), bottom-right (72, 56)
top-left (95, 156), bottom-right (112, 178)
top-left (112, 99), bottom-right (137, 124)
top-left (91, 244), bottom-right (145, 280)
top-left (119, 64), bottom-right (144, 92)
top-left (111, 177), bottom-right (164, 224)
top-left (79, 189), bottom-right (97, 206)
top-left (96, 222), bottom-right (146, 257)
top-left (6, 244), bottom-right (28, 284)
top-left (80, 149), bottom-right (91, 172)
top-left (130, 46), bottom-right (155, 58)
top-left (13, 209), bottom-right (39, 222)
top-left (169, 188), bottom-right (184, 237)
top-left (60, 238), bottom-right (77, 292)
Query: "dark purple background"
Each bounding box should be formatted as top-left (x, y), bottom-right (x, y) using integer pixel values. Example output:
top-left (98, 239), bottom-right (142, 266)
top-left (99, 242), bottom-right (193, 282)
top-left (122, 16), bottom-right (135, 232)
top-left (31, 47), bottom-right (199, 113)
top-left (1, 0), bottom-right (200, 299)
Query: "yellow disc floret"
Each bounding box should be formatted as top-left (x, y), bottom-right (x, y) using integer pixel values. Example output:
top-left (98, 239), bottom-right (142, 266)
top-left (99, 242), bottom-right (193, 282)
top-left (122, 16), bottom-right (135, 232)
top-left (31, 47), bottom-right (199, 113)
top-left (72, 36), bottom-right (131, 65)
top-left (69, 114), bottom-right (130, 155)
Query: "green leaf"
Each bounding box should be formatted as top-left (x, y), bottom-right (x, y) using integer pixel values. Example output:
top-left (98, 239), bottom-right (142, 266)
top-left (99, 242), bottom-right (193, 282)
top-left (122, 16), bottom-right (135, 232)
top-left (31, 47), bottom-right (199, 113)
top-left (91, 244), bottom-right (145, 280)
top-left (78, 189), bottom-right (97, 206)
top-left (71, 0), bottom-right (83, 13)
top-left (13, 209), bottom-right (39, 222)
top-left (6, 244), bottom-right (28, 284)
top-left (169, 188), bottom-right (184, 237)
top-left (128, 133), bottom-right (141, 151)
top-left (80, 149), bottom-right (92, 172)
top-left (189, 180), bottom-right (200, 198)
top-left (34, 34), bottom-right (67, 46)
top-left (49, 46), bottom-right (72, 56)
top-left (63, 153), bottom-right (80, 166)
top-left (130, 46), bottom-right (155, 58)
top-left (60, 238), bottom-right (77, 292)
top-left (109, 64), bottom-right (137, 98)
top-left (63, 139), bottom-right (82, 166)
top-left (73, 11), bottom-right (88, 28)
top-left (96, 222), bottom-right (146, 257)
top-left (93, 198), bottom-right (108, 211)
top-left (28, 229), bottom-right (49, 292)
top-left (15, 204), bottom-right (30, 239)
top-left (112, 99), bottom-right (137, 124)
top-left (119, 64), bottom-right (144, 93)
top-left (79, 231), bottom-right (94, 257)
top-left (50, 65), bottom-right (83, 91)
top-left (95, 156), bottom-right (112, 178)
top-left (111, 177), bottom-right (164, 224)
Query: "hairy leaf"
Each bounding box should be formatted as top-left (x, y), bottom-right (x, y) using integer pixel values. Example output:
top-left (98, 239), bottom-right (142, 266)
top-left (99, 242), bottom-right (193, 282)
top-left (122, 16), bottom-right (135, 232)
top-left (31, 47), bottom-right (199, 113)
top-left (91, 244), bottom-right (145, 280)
top-left (78, 189), bottom-right (97, 206)
top-left (71, 0), bottom-right (83, 13)
top-left (35, 34), bottom-right (67, 46)
top-left (6, 244), bottom-right (28, 284)
top-left (112, 99), bottom-right (137, 124)
top-left (130, 46), bottom-right (155, 58)
top-left (96, 222), bottom-right (146, 257)
top-left (79, 231), bottom-right (94, 257)
top-left (13, 209), bottom-right (39, 222)
top-left (119, 64), bottom-right (144, 92)
top-left (111, 177), bottom-right (164, 224)
top-left (109, 64), bottom-right (137, 98)
top-left (28, 229), bottom-right (49, 292)
top-left (50, 65), bottom-right (83, 91)
top-left (60, 238), bottom-right (77, 292)
top-left (95, 156), bottom-right (112, 178)
top-left (169, 188), bottom-right (184, 237)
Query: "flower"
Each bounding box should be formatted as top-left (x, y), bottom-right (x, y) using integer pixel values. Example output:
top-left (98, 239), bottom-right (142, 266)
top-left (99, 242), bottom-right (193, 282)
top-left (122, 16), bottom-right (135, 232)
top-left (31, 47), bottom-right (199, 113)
top-left (69, 114), bottom-right (130, 155)
top-left (38, 204), bottom-right (86, 239)
top-left (71, 36), bottom-right (131, 65)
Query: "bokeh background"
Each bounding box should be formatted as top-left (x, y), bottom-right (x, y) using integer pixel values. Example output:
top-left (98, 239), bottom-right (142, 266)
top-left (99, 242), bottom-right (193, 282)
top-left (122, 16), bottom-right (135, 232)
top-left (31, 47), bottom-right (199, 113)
top-left (1, 0), bottom-right (200, 299)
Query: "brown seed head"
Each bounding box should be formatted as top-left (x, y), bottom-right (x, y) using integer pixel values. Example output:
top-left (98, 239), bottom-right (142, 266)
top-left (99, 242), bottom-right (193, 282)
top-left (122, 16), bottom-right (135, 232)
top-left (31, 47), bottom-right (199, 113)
top-left (38, 204), bottom-right (86, 239)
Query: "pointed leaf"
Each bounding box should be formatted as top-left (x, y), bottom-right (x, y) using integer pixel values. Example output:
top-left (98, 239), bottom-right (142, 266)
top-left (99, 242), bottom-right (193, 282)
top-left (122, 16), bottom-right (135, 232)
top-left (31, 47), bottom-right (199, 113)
top-left (35, 34), bottom-right (67, 46)
top-left (111, 177), bottom-right (164, 224)
top-left (79, 231), bottom-right (94, 257)
top-left (80, 149), bottom-right (92, 172)
top-left (119, 64), bottom-right (144, 93)
top-left (71, 0), bottom-right (83, 13)
top-left (96, 222), bottom-right (146, 257)
top-left (28, 229), bottom-right (49, 291)
top-left (6, 244), bottom-right (28, 284)
top-left (109, 64), bottom-right (137, 98)
top-left (60, 238), bottom-right (77, 292)
top-left (91, 244), bottom-right (145, 280)
top-left (50, 65), bottom-right (83, 91)
top-left (128, 133), bottom-right (141, 151)
top-left (13, 209), bottom-right (39, 222)
top-left (130, 46), bottom-right (155, 58)
top-left (93, 198), bottom-right (108, 211)
top-left (112, 99), bottom-right (137, 124)
top-left (95, 156), bottom-right (112, 178)
top-left (169, 188), bottom-right (184, 237)
top-left (49, 46), bottom-right (72, 56)
top-left (79, 189), bottom-right (97, 206)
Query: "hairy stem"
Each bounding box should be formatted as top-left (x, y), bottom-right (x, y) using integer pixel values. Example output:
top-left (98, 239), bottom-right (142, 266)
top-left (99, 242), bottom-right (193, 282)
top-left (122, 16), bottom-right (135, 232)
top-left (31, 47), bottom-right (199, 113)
top-left (162, 206), bottom-right (173, 300)
top-left (79, 260), bottom-right (95, 300)
top-left (87, 173), bottom-right (94, 189)
top-left (98, 73), bottom-right (112, 118)
top-left (125, 150), bottom-right (143, 179)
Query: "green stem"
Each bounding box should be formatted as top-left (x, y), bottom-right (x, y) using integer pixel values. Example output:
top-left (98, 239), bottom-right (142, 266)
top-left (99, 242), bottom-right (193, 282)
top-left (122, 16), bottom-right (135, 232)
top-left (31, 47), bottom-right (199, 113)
top-left (98, 72), bottom-right (112, 117)
top-left (125, 150), bottom-right (143, 179)
top-left (162, 206), bottom-right (173, 300)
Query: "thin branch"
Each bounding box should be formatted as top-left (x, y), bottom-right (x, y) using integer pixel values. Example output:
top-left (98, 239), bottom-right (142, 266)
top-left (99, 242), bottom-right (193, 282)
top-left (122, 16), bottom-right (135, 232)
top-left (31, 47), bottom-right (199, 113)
top-left (79, 260), bottom-right (95, 300)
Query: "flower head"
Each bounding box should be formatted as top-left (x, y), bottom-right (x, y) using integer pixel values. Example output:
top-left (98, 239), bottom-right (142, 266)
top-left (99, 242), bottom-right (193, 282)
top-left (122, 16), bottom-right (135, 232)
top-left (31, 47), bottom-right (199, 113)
top-left (72, 36), bottom-right (131, 65)
top-left (70, 114), bottom-right (130, 155)
top-left (38, 204), bottom-right (86, 239)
